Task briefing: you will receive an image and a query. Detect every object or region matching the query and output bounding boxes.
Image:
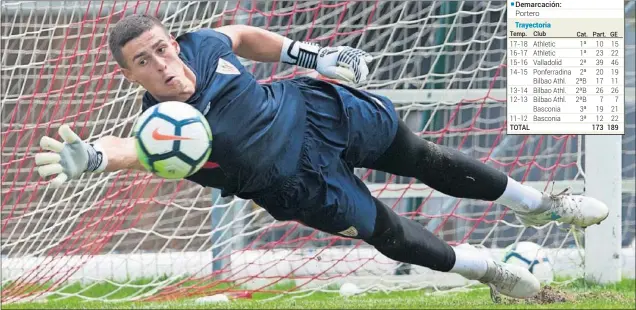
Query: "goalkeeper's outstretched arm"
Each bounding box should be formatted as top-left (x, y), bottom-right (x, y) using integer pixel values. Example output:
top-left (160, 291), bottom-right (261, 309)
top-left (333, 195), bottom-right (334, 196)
top-left (215, 25), bottom-right (286, 63)
top-left (94, 135), bottom-right (146, 172)
top-left (215, 25), bottom-right (373, 84)
top-left (35, 125), bottom-right (147, 187)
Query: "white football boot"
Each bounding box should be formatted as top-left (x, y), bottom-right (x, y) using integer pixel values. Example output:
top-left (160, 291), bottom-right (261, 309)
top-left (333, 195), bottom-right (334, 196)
top-left (514, 187), bottom-right (609, 228)
top-left (479, 259), bottom-right (541, 299)
top-left (456, 244), bottom-right (540, 299)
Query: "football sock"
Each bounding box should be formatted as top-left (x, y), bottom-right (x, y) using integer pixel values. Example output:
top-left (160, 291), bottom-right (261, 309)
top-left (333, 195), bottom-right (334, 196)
top-left (449, 245), bottom-right (488, 280)
top-left (494, 177), bottom-right (544, 213)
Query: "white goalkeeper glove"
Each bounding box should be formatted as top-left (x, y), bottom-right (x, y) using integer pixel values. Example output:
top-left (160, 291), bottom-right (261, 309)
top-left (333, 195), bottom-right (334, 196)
top-left (280, 38), bottom-right (373, 84)
top-left (34, 124), bottom-right (108, 187)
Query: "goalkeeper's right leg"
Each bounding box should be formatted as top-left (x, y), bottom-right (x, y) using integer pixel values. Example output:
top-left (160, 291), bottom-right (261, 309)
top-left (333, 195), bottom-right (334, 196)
top-left (364, 119), bottom-right (609, 228)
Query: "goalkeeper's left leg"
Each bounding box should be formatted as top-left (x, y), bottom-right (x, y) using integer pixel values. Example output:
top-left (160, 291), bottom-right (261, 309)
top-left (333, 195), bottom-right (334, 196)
top-left (293, 185), bottom-right (541, 299)
top-left (365, 197), bottom-right (540, 299)
top-left (364, 119), bottom-right (609, 228)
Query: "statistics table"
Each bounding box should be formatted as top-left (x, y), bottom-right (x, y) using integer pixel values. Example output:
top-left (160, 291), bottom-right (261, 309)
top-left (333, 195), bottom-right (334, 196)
top-left (507, 0), bottom-right (625, 135)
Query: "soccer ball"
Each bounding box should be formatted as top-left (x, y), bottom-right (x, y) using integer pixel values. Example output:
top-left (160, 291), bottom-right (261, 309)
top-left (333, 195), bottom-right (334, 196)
top-left (133, 101), bottom-right (212, 179)
top-left (503, 241), bottom-right (554, 284)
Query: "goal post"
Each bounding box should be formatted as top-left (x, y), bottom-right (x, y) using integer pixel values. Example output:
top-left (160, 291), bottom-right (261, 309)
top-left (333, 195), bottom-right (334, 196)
top-left (584, 135), bottom-right (623, 284)
top-left (1, 0), bottom-right (634, 304)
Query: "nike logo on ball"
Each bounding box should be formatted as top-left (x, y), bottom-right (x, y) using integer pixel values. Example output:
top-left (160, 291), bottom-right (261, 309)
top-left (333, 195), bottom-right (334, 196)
top-left (152, 128), bottom-right (192, 141)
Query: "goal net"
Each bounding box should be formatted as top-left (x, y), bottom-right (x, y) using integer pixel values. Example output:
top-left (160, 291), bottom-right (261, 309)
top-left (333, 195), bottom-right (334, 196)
top-left (1, 0), bottom-right (634, 303)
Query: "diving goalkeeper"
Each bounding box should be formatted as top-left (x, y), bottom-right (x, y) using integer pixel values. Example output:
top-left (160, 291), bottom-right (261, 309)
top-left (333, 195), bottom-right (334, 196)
top-left (34, 14), bottom-right (609, 299)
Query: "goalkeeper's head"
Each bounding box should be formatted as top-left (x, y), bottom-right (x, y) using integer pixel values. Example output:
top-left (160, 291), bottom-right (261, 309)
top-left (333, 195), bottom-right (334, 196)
top-left (108, 14), bottom-right (195, 102)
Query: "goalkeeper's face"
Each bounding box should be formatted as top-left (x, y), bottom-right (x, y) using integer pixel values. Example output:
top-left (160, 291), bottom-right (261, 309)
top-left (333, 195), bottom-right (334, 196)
top-left (120, 26), bottom-right (195, 101)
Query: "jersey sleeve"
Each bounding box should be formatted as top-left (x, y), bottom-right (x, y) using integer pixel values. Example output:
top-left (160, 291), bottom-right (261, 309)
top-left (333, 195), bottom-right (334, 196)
top-left (178, 28), bottom-right (236, 66)
top-left (196, 28), bottom-right (234, 50)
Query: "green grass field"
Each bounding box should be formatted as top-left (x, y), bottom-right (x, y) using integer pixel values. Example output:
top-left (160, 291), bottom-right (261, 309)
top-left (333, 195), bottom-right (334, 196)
top-left (3, 278), bottom-right (634, 309)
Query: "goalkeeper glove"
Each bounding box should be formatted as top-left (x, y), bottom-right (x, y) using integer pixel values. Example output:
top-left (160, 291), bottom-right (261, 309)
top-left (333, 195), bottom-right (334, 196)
top-left (280, 38), bottom-right (373, 84)
top-left (35, 124), bottom-right (108, 187)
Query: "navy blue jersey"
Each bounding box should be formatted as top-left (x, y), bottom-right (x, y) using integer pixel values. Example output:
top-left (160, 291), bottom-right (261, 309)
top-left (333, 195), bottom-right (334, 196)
top-left (142, 29), bottom-right (306, 197)
top-left (142, 29), bottom-right (398, 200)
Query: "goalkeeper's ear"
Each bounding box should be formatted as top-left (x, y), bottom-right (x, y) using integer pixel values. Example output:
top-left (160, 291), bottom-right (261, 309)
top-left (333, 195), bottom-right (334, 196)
top-left (121, 68), bottom-right (136, 84)
top-left (170, 33), bottom-right (180, 54)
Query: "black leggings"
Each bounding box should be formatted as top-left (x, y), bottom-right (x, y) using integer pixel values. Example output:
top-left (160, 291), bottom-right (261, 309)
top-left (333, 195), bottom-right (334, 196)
top-left (362, 119), bottom-right (509, 272)
top-left (366, 119), bottom-right (508, 201)
top-left (366, 197), bottom-right (457, 272)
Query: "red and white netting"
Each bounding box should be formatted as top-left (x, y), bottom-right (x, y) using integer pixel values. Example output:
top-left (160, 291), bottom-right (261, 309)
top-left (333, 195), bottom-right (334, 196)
top-left (1, 0), bottom-right (634, 303)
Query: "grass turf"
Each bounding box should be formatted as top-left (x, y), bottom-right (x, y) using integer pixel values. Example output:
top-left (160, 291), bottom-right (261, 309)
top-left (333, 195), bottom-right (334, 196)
top-left (3, 278), bottom-right (634, 309)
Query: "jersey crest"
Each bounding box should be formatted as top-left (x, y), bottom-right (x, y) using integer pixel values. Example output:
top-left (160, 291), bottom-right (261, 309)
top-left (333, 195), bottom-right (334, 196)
top-left (216, 58), bottom-right (240, 75)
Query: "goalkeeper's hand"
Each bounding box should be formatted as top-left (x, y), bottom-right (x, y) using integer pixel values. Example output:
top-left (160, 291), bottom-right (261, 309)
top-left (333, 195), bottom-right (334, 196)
top-left (35, 124), bottom-right (106, 187)
top-left (280, 38), bottom-right (373, 84)
top-left (316, 46), bottom-right (373, 84)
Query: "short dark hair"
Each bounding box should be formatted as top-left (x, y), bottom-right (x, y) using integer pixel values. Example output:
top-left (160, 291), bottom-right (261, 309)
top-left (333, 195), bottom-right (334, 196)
top-left (108, 14), bottom-right (168, 68)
